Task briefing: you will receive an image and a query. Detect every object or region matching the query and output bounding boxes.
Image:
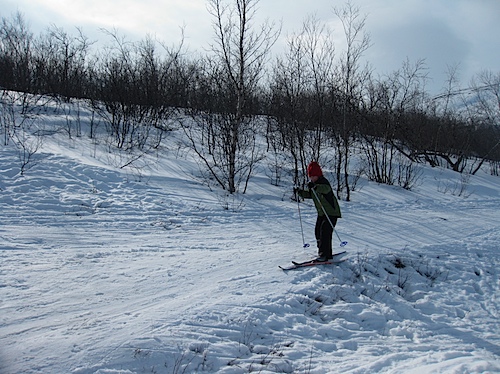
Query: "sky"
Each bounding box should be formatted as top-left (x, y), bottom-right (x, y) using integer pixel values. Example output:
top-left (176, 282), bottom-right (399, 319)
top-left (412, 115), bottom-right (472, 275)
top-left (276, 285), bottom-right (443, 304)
top-left (2, 0), bottom-right (499, 95)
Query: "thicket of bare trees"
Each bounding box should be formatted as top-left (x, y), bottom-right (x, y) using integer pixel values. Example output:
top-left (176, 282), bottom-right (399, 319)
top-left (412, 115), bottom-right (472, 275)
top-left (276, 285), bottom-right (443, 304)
top-left (182, 0), bottom-right (279, 193)
top-left (268, 15), bottom-right (336, 188)
top-left (1, 3), bottom-right (499, 192)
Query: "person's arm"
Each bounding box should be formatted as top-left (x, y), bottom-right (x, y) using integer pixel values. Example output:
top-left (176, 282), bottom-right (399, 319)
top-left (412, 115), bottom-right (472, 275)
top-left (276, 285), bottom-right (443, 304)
top-left (313, 182), bottom-right (331, 195)
top-left (296, 187), bottom-right (312, 199)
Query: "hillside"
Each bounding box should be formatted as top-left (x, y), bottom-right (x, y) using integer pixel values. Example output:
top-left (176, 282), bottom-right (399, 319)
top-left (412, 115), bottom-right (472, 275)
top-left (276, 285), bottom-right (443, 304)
top-left (0, 103), bottom-right (499, 373)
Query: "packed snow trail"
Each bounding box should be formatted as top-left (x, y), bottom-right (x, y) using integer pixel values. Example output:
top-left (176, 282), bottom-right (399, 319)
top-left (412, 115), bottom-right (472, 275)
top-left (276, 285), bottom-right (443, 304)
top-left (1, 131), bottom-right (499, 373)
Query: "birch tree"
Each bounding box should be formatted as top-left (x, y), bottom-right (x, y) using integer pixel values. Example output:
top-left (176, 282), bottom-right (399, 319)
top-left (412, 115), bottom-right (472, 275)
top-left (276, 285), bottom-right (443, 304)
top-left (196, 0), bottom-right (279, 193)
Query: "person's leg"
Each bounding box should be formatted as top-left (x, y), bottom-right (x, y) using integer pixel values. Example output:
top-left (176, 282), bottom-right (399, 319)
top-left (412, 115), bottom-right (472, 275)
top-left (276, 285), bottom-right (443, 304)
top-left (315, 215), bottom-right (322, 255)
top-left (315, 216), bottom-right (333, 259)
top-left (319, 217), bottom-right (333, 259)
top-left (317, 217), bottom-right (338, 259)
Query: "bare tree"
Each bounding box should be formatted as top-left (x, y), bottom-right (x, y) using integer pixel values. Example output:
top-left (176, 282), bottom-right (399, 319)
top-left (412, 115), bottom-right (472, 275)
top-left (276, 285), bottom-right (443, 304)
top-left (360, 58), bottom-right (427, 186)
top-left (92, 31), bottom-right (183, 156)
top-left (34, 25), bottom-right (93, 100)
top-left (269, 45), bottom-right (308, 185)
top-left (332, 1), bottom-right (372, 201)
top-left (268, 15), bottom-right (336, 187)
top-left (185, 0), bottom-right (279, 193)
top-left (302, 15), bottom-right (336, 161)
top-left (0, 12), bottom-right (34, 93)
top-left (0, 90), bottom-right (44, 174)
top-left (469, 70), bottom-right (500, 127)
top-left (467, 70), bottom-right (500, 175)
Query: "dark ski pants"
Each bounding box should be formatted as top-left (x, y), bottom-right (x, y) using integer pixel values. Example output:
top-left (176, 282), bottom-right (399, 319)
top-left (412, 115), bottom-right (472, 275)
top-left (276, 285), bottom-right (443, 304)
top-left (315, 215), bottom-right (337, 259)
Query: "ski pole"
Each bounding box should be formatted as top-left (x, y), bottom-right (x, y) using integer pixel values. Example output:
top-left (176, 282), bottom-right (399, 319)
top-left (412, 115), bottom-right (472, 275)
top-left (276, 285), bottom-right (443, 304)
top-left (310, 187), bottom-right (348, 247)
top-left (295, 187), bottom-right (309, 248)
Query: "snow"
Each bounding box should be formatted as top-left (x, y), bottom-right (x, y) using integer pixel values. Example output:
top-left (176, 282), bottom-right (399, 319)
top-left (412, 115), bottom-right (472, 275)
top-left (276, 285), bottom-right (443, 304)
top-left (1, 103), bottom-right (499, 373)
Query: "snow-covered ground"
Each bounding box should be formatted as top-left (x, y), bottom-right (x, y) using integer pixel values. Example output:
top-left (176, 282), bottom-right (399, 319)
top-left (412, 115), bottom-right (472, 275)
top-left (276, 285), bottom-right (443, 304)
top-left (1, 105), bottom-right (499, 373)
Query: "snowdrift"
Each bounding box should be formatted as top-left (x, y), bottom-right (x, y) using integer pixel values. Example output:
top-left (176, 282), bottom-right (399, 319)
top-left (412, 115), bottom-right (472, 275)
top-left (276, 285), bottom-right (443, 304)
top-left (1, 101), bottom-right (499, 373)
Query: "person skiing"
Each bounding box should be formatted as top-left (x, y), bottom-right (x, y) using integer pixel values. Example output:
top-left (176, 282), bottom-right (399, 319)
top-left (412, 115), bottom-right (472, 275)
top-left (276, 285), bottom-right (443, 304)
top-left (295, 161), bottom-right (341, 261)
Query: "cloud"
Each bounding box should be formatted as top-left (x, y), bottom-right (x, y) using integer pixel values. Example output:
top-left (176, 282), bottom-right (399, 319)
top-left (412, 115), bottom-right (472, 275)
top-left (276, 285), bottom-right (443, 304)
top-left (368, 15), bottom-right (470, 86)
top-left (335, 0), bottom-right (499, 93)
top-left (2, 0), bottom-right (207, 47)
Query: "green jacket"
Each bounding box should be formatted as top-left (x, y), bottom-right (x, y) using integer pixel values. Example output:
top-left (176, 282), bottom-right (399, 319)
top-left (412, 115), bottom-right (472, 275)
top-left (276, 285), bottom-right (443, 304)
top-left (299, 176), bottom-right (341, 218)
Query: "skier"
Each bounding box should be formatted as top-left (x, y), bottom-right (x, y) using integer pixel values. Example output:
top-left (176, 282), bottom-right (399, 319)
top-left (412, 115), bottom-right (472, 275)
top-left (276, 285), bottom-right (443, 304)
top-left (295, 161), bottom-right (341, 261)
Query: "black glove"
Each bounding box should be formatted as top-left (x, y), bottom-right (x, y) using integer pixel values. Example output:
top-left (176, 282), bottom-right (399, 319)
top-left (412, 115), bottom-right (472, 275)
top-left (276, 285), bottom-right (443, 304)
top-left (293, 187), bottom-right (304, 199)
top-left (307, 181), bottom-right (315, 189)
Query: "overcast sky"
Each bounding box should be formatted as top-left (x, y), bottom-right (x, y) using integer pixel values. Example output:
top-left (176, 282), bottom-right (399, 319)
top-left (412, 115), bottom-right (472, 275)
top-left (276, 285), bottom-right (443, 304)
top-left (2, 0), bottom-right (499, 95)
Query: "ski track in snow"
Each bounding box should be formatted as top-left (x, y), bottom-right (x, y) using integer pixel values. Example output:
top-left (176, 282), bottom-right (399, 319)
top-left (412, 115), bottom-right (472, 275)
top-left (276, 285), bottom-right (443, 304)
top-left (1, 118), bottom-right (499, 373)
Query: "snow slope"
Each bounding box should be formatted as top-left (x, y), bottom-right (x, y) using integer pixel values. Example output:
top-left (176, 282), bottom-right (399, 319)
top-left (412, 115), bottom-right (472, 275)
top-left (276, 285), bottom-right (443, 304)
top-left (0, 106), bottom-right (499, 373)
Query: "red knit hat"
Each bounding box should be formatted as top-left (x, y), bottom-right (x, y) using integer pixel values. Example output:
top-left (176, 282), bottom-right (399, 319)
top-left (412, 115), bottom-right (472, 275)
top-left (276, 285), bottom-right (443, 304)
top-left (307, 161), bottom-right (323, 177)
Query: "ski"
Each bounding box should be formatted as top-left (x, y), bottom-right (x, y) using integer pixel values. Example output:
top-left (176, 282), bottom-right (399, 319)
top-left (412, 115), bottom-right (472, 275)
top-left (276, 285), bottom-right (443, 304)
top-left (292, 250), bottom-right (347, 266)
top-left (279, 259), bottom-right (345, 271)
